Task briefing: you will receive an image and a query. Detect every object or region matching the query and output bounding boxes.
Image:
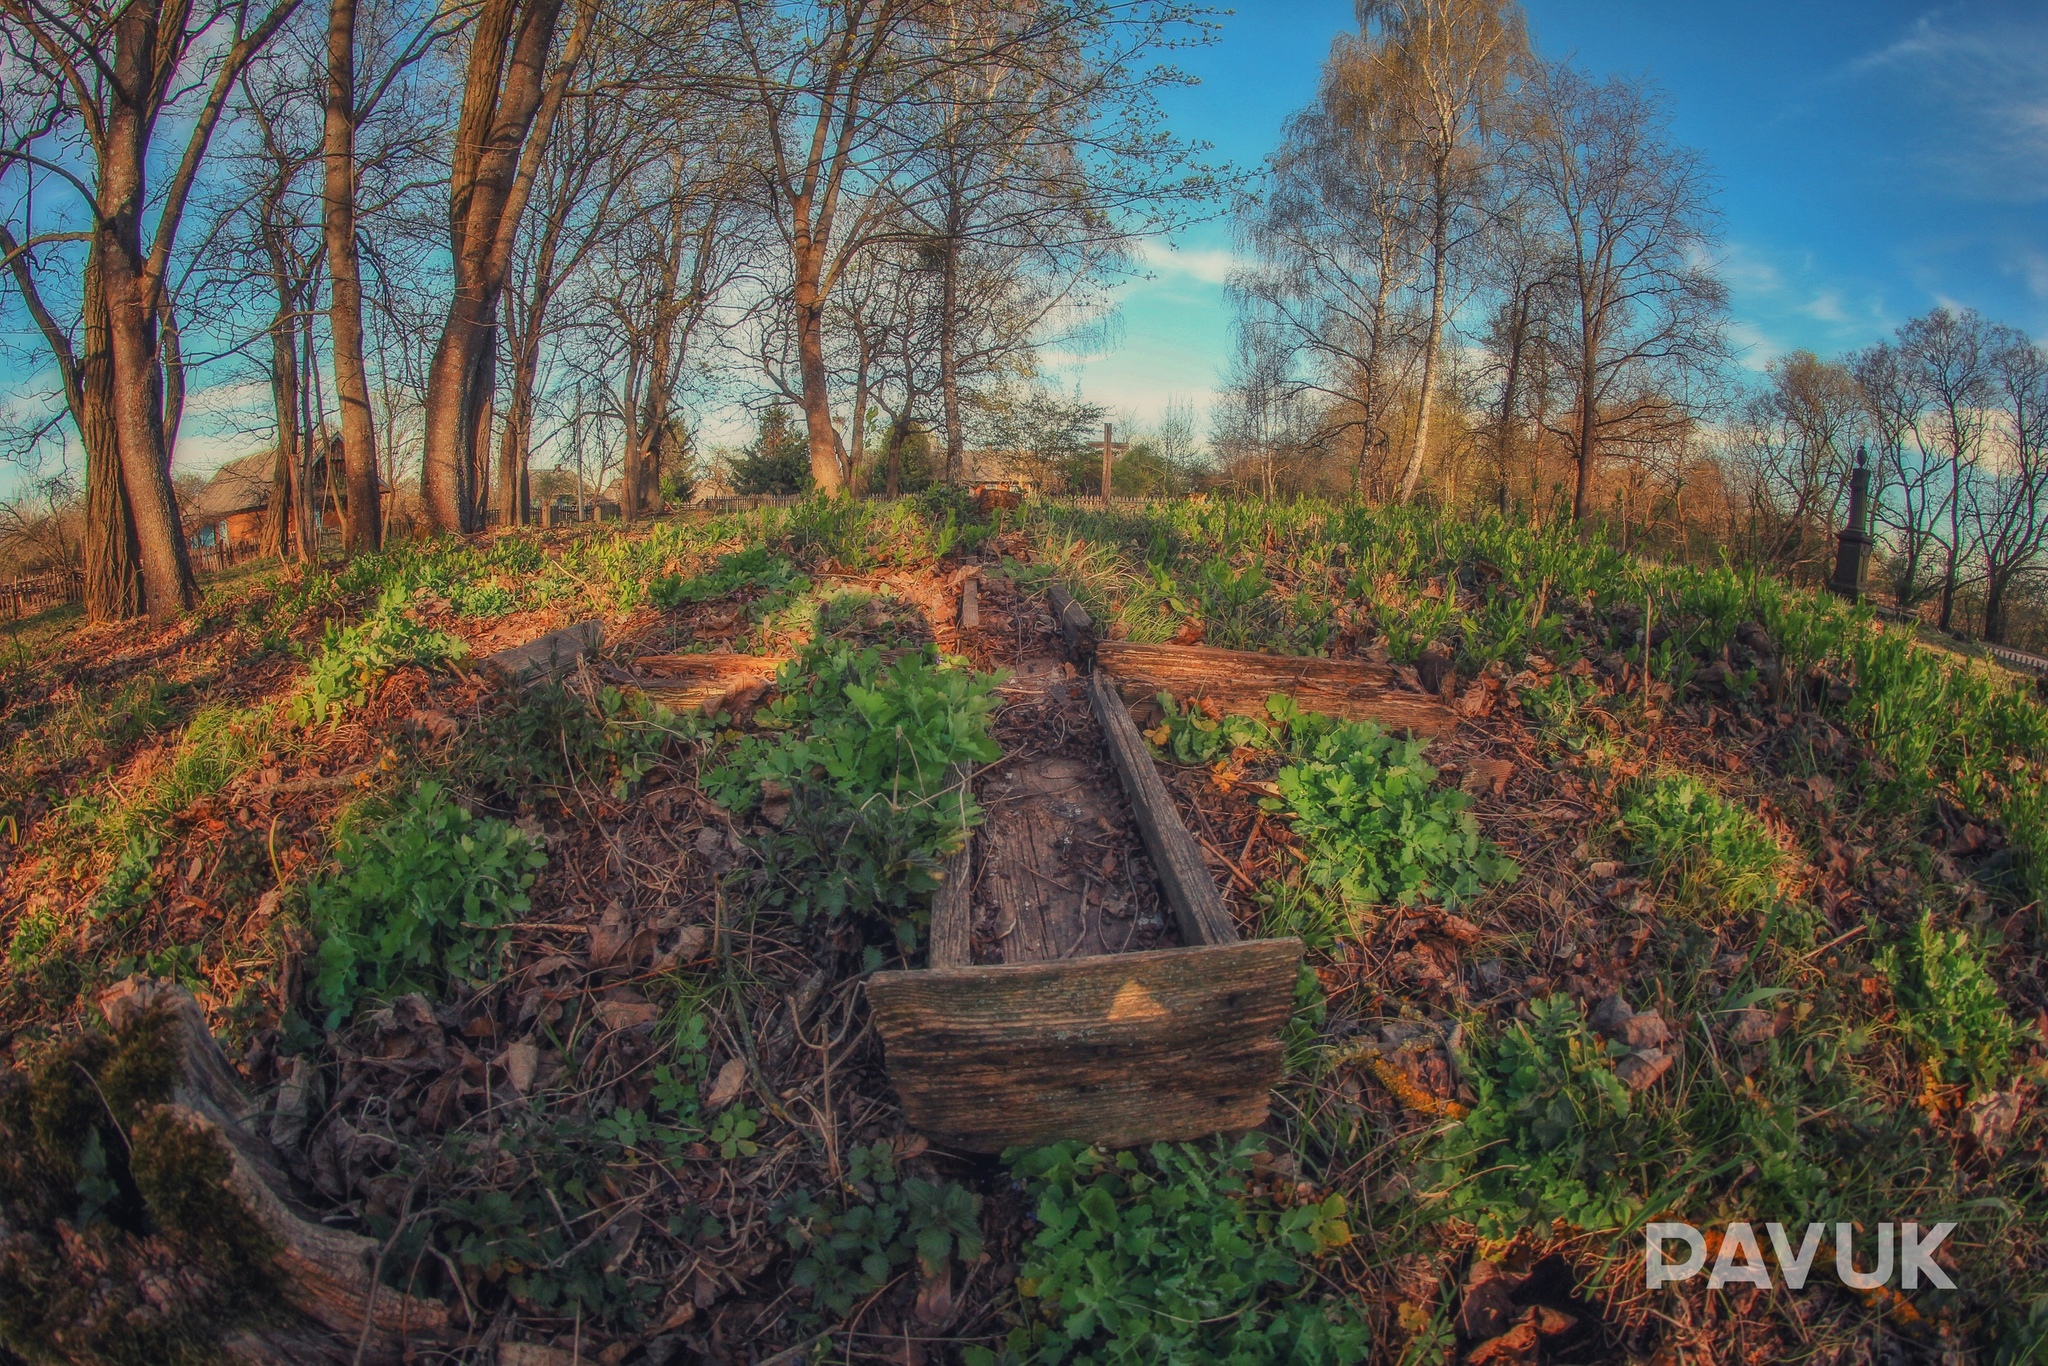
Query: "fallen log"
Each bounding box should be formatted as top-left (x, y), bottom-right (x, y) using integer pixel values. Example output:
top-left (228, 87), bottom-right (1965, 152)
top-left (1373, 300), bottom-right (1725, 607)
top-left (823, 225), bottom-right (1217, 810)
top-left (92, 978), bottom-right (457, 1364)
top-left (1088, 670), bottom-right (1238, 948)
top-left (1095, 639), bottom-right (1455, 738)
top-left (1044, 583), bottom-right (1095, 664)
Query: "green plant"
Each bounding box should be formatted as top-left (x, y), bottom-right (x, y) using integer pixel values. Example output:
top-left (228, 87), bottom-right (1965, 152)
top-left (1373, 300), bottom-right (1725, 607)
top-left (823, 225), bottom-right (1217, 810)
top-left (470, 682), bottom-right (699, 804)
top-left (977, 1136), bottom-right (1366, 1366)
top-left (1878, 913), bottom-right (2029, 1095)
top-left (1423, 995), bottom-right (1644, 1238)
top-left (650, 546), bottom-right (808, 610)
top-left (307, 781), bottom-right (545, 1027)
top-left (1616, 772), bottom-right (1783, 915)
top-left (1268, 714), bottom-right (1516, 919)
top-left (777, 1141), bottom-right (985, 1317)
top-left (705, 640), bottom-right (1001, 943)
top-left (290, 586), bottom-right (468, 727)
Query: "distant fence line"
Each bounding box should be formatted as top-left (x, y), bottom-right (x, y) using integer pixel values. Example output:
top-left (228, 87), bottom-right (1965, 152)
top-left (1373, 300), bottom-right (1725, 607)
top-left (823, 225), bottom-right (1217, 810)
top-left (3, 569), bottom-right (82, 620)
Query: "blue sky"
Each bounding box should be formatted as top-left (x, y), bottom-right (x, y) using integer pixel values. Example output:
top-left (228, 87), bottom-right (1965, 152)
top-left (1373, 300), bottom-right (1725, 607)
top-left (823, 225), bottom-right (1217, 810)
top-left (1063, 0), bottom-right (2048, 432)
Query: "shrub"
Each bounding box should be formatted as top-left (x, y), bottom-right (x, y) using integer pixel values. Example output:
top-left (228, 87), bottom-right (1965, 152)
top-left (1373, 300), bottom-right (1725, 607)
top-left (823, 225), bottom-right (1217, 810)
top-left (1271, 714), bottom-right (1517, 918)
top-left (776, 1141), bottom-right (985, 1317)
top-left (308, 781), bottom-right (545, 1027)
top-left (977, 1137), bottom-right (1367, 1366)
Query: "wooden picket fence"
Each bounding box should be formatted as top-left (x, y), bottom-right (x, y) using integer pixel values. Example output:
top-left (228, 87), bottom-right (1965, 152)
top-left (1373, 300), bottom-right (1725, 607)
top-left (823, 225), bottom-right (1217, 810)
top-left (2, 569), bottom-right (82, 620)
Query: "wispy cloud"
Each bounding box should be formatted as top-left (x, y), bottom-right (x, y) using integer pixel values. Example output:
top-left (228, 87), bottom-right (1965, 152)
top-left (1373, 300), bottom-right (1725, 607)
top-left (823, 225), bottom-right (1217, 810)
top-left (1132, 239), bottom-right (1243, 288)
top-left (1843, 7), bottom-right (2048, 202)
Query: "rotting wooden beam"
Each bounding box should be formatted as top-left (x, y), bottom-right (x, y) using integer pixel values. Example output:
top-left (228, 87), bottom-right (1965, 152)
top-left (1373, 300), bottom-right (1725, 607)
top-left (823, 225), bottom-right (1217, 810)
top-left (1088, 670), bottom-right (1239, 948)
top-left (867, 938), bottom-right (1303, 1151)
top-left (1096, 639), bottom-right (1456, 738)
top-left (928, 764), bottom-right (975, 969)
top-left (1045, 583), bottom-right (1095, 664)
top-left (625, 652), bottom-right (786, 713)
top-left (484, 620), bottom-right (601, 687)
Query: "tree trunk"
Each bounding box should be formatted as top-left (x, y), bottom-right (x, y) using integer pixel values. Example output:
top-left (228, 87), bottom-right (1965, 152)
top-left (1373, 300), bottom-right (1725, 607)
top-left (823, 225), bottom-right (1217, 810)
top-left (80, 248), bottom-right (143, 620)
top-left (325, 0), bottom-right (381, 555)
top-left (1570, 327), bottom-right (1599, 535)
top-left (420, 0), bottom-right (585, 533)
top-left (885, 412), bottom-right (910, 499)
top-left (792, 244), bottom-right (840, 493)
top-left (939, 211), bottom-right (963, 486)
top-left (1399, 201), bottom-right (1449, 505)
top-left (262, 305), bottom-right (302, 559)
top-left (99, 28), bottom-right (198, 620)
top-left (1937, 455), bottom-right (1962, 632)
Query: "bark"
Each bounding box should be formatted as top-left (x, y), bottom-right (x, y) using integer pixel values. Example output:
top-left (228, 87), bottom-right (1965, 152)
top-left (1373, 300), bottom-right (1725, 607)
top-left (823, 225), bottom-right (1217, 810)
top-left (1938, 454), bottom-right (1962, 632)
top-left (1399, 195), bottom-right (1449, 505)
top-left (1570, 314), bottom-right (1600, 535)
top-left (421, 0), bottom-right (590, 532)
top-left (792, 240), bottom-right (840, 493)
top-left (939, 213), bottom-right (963, 485)
top-left (325, 0), bottom-right (381, 554)
top-left (630, 162), bottom-right (692, 520)
top-left (101, 5), bottom-right (198, 619)
top-left (262, 305), bottom-right (302, 559)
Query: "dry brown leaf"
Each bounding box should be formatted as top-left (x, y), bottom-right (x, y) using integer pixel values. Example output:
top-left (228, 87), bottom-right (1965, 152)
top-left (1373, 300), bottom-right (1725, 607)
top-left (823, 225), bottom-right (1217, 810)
top-left (706, 1056), bottom-right (747, 1110)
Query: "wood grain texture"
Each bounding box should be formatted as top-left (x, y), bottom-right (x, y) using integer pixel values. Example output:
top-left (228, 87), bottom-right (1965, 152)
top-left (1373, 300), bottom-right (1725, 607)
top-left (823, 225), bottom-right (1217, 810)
top-left (624, 652), bottom-right (786, 712)
top-left (1096, 639), bottom-right (1455, 738)
top-left (977, 754), bottom-right (1142, 963)
top-left (1045, 583), bottom-right (1095, 663)
top-left (1088, 670), bottom-right (1238, 948)
top-left (928, 764), bottom-right (975, 969)
top-left (484, 620), bottom-right (602, 687)
top-left (867, 938), bottom-right (1304, 1150)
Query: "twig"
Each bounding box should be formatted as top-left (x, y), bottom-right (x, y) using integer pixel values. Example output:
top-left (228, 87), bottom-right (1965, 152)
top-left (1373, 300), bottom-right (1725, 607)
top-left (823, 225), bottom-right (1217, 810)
top-left (1196, 835), bottom-right (1259, 893)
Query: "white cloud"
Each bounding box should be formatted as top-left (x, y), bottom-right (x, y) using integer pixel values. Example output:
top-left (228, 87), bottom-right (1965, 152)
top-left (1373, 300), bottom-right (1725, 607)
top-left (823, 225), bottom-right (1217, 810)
top-left (1132, 239), bottom-right (1244, 288)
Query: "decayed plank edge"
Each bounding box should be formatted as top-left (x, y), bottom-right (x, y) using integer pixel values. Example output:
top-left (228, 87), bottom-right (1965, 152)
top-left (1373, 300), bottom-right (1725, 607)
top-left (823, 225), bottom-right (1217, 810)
top-left (1096, 638), bottom-right (1457, 738)
top-left (928, 763), bottom-right (975, 968)
top-left (868, 938), bottom-right (1303, 1150)
top-left (1045, 582), bottom-right (1095, 662)
top-left (483, 620), bottom-right (602, 687)
top-left (1087, 669), bottom-right (1238, 947)
top-left (622, 653), bottom-right (786, 713)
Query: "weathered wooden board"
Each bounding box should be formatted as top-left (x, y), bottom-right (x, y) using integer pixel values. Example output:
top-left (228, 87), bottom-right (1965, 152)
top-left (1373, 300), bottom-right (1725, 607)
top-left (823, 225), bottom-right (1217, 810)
top-left (1045, 583), bottom-right (1095, 664)
top-left (484, 620), bottom-right (601, 687)
top-left (1089, 670), bottom-right (1239, 948)
top-left (977, 754), bottom-right (1138, 963)
top-left (928, 764), bottom-right (976, 969)
top-left (1096, 639), bottom-right (1456, 738)
top-left (626, 652), bottom-right (786, 712)
top-left (867, 938), bottom-right (1304, 1151)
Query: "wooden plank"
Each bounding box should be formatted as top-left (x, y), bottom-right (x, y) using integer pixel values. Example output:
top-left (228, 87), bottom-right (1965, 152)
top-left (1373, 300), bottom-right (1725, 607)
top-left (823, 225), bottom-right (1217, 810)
top-left (958, 574), bottom-right (979, 629)
top-left (1045, 583), bottom-right (1095, 663)
top-left (928, 764), bottom-right (975, 969)
top-left (868, 938), bottom-right (1303, 1151)
top-left (484, 620), bottom-right (602, 687)
top-left (1096, 639), bottom-right (1456, 738)
top-left (1088, 670), bottom-right (1238, 947)
top-left (976, 754), bottom-right (1138, 963)
top-left (624, 652), bottom-right (786, 713)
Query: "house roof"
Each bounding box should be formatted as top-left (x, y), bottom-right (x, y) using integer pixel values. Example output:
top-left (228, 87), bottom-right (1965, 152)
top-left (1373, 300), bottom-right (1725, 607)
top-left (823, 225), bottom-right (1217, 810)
top-left (184, 449), bottom-right (277, 522)
top-left (183, 430), bottom-right (379, 524)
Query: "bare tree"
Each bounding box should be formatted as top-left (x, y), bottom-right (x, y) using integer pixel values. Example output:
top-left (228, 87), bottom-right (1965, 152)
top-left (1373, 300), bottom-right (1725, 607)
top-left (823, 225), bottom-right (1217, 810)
top-left (1733, 350), bottom-right (1861, 578)
top-left (1972, 329), bottom-right (2048, 642)
top-left (1513, 63), bottom-right (1725, 533)
top-left (419, 0), bottom-right (594, 533)
top-left (1, 0), bottom-right (299, 617)
top-left (1354, 0), bottom-right (1528, 503)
